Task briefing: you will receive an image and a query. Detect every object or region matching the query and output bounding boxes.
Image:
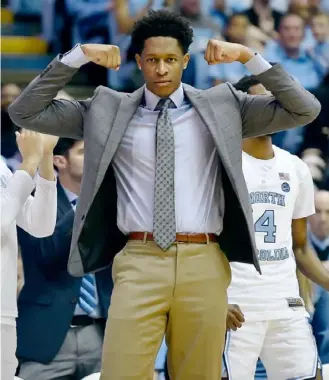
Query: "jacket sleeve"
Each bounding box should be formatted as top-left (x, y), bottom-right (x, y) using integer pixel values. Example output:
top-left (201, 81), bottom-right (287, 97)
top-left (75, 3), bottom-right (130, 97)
top-left (229, 63), bottom-right (321, 138)
top-left (8, 56), bottom-right (98, 139)
top-left (18, 209), bottom-right (75, 272)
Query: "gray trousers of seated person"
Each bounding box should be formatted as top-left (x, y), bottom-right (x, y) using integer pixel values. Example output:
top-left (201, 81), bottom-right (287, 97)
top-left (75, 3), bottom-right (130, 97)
top-left (19, 324), bottom-right (103, 380)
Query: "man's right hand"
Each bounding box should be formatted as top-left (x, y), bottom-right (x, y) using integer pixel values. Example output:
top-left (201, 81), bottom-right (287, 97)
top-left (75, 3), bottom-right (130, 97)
top-left (16, 129), bottom-right (44, 177)
top-left (81, 44), bottom-right (121, 70)
top-left (16, 130), bottom-right (43, 163)
top-left (227, 304), bottom-right (245, 331)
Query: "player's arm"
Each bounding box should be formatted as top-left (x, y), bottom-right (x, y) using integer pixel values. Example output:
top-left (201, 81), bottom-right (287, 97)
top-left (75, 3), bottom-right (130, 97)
top-left (292, 218), bottom-right (329, 291)
top-left (292, 158), bottom-right (329, 291)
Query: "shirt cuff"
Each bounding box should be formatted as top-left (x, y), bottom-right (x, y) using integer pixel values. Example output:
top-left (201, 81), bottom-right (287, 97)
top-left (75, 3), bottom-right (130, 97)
top-left (244, 53), bottom-right (272, 76)
top-left (61, 44), bottom-right (91, 68)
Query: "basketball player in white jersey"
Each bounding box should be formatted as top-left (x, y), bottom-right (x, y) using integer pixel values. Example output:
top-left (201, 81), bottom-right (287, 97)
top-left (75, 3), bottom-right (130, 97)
top-left (222, 76), bottom-right (329, 380)
top-left (1, 130), bottom-right (58, 379)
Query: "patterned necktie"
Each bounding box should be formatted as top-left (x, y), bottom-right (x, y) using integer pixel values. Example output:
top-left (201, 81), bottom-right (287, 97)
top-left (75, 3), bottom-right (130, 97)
top-left (153, 98), bottom-right (176, 250)
top-left (78, 274), bottom-right (97, 315)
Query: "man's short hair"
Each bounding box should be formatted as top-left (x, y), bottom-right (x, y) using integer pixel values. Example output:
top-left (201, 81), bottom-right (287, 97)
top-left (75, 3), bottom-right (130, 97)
top-left (131, 9), bottom-right (194, 55)
top-left (53, 138), bottom-right (79, 157)
top-left (233, 75), bottom-right (261, 93)
top-left (234, 62), bottom-right (277, 93)
top-left (279, 13), bottom-right (305, 29)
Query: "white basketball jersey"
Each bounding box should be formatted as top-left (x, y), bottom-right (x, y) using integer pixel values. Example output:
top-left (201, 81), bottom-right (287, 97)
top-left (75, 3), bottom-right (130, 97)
top-left (228, 145), bottom-right (315, 321)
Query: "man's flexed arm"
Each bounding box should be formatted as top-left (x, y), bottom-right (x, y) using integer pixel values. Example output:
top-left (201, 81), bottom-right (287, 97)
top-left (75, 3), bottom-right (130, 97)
top-left (8, 44), bottom-right (121, 139)
top-left (205, 40), bottom-right (321, 138)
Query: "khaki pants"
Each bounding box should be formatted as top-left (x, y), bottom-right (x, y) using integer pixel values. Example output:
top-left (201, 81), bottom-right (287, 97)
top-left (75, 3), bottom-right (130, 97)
top-left (101, 240), bottom-right (231, 380)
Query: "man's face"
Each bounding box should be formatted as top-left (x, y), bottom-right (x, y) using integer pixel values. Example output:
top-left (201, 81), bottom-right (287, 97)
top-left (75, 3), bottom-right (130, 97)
top-left (226, 15), bottom-right (249, 44)
top-left (136, 37), bottom-right (189, 98)
top-left (279, 15), bottom-right (304, 50)
top-left (309, 191), bottom-right (329, 240)
top-left (311, 15), bottom-right (329, 43)
top-left (1, 84), bottom-right (21, 111)
top-left (66, 140), bottom-right (84, 182)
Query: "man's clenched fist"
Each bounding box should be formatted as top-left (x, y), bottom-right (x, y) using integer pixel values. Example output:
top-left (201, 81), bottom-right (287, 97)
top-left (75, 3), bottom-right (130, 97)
top-left (204, 40), bottom-right (253, 65)
top-left (81, 44), bottom-right (121, 70)
top-left (226, 304), bottom-right (245, 331)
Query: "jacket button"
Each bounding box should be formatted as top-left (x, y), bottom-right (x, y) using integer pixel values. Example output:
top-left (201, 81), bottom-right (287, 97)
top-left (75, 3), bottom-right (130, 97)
top-left (71, 297), bottom-right (77, 304)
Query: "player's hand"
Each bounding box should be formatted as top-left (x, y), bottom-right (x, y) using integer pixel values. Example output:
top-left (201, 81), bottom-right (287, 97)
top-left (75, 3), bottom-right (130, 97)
top-left (204, 40), bottom-right (253, 65)
top-left (227, 304), bottom-right (245, 331)
top-left (41, 134), bottom-right (59, 155)
top-left (15, 129), bottom-right (43, 163)
top-left (81, 44), bottom-right (121, 70)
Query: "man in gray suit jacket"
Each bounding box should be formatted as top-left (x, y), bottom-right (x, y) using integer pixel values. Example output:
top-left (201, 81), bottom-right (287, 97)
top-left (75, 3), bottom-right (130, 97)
top-left (9, 9), bottom-right (320, 380)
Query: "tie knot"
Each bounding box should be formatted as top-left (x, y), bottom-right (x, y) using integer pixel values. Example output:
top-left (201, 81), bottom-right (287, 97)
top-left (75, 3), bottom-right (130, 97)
top-left (155, 98), bottom-right (175, 111)
top-left (71, 199), bottom-right (77, 206)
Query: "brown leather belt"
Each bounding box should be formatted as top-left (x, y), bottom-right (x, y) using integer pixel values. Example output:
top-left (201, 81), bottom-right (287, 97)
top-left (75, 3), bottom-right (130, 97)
top-left (128, 232), bottom-right (217, 244)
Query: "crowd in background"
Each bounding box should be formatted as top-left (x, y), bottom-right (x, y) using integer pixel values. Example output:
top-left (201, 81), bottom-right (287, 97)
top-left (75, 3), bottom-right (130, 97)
top-left (1, 0), bottom-right (329, 379)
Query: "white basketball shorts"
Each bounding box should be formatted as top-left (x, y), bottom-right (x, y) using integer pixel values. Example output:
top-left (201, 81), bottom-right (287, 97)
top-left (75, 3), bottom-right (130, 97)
top-left (222, 310), bottom-right (320, 380)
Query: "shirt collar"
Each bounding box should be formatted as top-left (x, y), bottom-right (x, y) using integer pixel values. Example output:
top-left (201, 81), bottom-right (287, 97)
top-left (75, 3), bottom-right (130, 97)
top-left (62, 185), bottom-right (78, 205)
top-left (143, 84), bottom-right (184, 111)
top-left (309, 230), bottom-right (329, 251)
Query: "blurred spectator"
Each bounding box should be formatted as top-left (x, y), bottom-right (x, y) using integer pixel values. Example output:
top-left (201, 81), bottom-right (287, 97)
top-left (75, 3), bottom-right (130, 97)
top-left (42, 0), bottom-right (73, 53)
top-left (16, 138), bottom-right (113, 380)
top-left (264, 13), bottom-right (324, 91)
top-left (176, 0), bottom-right (224, 89)
top-left (109, 0), bottom-right (164, 90)
top-left (209, 14), bottom-right (250, 84)
top-left (66, 0), bottom-right (112, 45)
top-left (288, 0), bottom-right (320, 49)
top-left (301, 72), bottom-right (329, 187)
top-left (241, 0), bottom-right (283, 52)
top-left (243, 0), bottom-right (283, 35)
top-left (310, 12), bottom-right (329, 73)
top-left (1, 84), bottom-right (22, 171)
top-left (309, 190), bottom-right (329, 365)
top-left (309, 190), bottom-right (329, 261)
top-left (9, 0), bottom-right (42, 16)
top-left (210, 0), bottom-right (228, 31)
top-left (177, 0), bottom-right (222, 48)
top-left (1, 84), bottom-right (21, 159)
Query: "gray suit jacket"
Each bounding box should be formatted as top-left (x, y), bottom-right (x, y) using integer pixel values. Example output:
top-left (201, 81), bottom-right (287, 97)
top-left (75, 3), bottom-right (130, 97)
top-left (9, 56), bottom-right (321, 276)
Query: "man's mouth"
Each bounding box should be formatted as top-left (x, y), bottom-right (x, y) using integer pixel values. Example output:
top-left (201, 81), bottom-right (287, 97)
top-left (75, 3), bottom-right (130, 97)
top-left (154, 80), bottom-right (172, 86)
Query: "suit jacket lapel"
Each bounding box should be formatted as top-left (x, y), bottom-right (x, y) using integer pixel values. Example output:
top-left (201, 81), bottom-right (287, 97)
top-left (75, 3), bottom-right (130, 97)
top-left (94, 87), bottom-right (144, 195)
top-left (183, 84), bottom-right (233, 175)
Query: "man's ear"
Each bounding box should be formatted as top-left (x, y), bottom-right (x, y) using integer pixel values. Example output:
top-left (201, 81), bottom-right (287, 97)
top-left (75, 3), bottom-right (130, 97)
top-left (53, 155), bottom-right (67, 170)
top-left (135, 54), bottom-right (142, 70)
top-left (183, 53), bottom-right (190, 69)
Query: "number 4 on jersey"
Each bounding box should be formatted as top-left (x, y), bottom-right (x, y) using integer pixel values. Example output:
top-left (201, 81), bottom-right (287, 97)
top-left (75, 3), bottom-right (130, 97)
top-left (254, 210), bottom-right (277, 243)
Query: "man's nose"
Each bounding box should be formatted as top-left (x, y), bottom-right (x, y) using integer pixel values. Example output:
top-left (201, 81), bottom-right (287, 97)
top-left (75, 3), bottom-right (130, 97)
top-left (156, 61), bottom-right (168, 76)
top-left (319, 212), bottom-right (327, 223)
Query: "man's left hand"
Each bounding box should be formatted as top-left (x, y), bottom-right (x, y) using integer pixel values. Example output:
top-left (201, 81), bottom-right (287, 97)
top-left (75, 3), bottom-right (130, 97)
top-left (227, 304), bottom-right (245, 331)
top-left (42, 134), bottom-right (59, 155)
top-left (204, 40), bottom-right (254, 65)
